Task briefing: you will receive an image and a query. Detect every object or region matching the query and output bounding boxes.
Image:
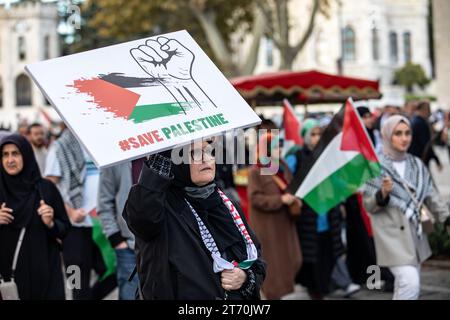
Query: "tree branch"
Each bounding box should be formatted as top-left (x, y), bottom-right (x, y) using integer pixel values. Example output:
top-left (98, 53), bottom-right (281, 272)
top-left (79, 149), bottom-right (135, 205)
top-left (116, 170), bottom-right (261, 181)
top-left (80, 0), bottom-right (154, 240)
top-left (292, 0), bottom-right (320, 54)
top-left (240, 6), bottom-right (265, 75)
top-left (255, 0), bottom-right (282, 48)
top-left (188, 4), bottom-right (234, 72)
top-left (277, 0), bottom-right (289, 51)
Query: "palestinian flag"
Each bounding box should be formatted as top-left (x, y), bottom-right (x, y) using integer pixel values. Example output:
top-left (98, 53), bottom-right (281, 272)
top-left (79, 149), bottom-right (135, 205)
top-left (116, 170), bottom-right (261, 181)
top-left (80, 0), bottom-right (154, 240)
top-left (282, 99), bottom-right (303, 146)
top-left (288, 99), bottom-right (381, 214)
top-left (68, 74), bottom-right (195, 123)
top-left (90, 209), bottom-right (116, 281)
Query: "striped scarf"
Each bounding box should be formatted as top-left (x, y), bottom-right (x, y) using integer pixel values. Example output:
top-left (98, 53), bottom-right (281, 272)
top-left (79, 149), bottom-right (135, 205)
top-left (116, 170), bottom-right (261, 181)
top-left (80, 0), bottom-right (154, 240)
top-left (54, 130), bottom-right (86, 209)
top-left (362, 153), bottom-right (435, 238)
top-left (186, 189), bottom-right (258, 273)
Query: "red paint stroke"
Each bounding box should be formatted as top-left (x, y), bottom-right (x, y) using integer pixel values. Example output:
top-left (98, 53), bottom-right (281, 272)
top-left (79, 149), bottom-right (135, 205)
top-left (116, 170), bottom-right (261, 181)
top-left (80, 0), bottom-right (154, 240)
top-left (68, 78), bottom-right (140, 119)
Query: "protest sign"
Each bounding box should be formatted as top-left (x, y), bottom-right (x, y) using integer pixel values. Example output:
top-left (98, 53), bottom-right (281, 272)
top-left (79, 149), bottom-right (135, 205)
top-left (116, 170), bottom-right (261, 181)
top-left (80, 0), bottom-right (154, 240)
top-left (26, 30), bottom-right (261, 167)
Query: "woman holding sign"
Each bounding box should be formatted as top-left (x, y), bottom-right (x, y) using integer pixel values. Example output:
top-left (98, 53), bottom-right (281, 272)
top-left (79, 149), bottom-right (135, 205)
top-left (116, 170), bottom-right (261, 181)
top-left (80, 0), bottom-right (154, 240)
top-left (123, 139), bottom-right (266, 300)
top-left (0, 134), bottom-right (70, 300)
top-left (363, 115), bottom-right (450, 300)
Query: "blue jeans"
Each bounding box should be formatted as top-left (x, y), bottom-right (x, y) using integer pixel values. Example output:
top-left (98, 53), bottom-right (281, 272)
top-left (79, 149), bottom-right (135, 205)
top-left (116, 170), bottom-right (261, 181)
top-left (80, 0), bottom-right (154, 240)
top-left (115, 248), bottom-right (138, 300)
top-left (331, 255), bottom-right (352, 289)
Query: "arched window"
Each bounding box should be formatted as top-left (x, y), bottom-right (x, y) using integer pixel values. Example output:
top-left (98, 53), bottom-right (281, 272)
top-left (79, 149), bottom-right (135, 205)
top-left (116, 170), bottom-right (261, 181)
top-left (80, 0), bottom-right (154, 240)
top-left (16, 74), bottom-right (32, 106)
top-left (342, 26), bottom-right (356, 61)
top-left (372, 27), bottom-right (380, 61)
top-left (403, 31), bottom-right (412, 62)
top-left (18, 36), bottom-right (26, 61)
top-left (266, 38), bottom-right (274, 67)
top-left (44, 35), bottom-right (50, 60)
top-left (389, 32), bottom-right (398, 62)
top-left (0, 79), bottom-right (3, 108)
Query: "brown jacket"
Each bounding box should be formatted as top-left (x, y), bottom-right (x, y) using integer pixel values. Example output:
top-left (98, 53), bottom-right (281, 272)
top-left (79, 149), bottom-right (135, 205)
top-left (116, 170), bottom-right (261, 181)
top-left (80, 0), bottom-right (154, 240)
top-left (247, 164), bottom-right (302, 299)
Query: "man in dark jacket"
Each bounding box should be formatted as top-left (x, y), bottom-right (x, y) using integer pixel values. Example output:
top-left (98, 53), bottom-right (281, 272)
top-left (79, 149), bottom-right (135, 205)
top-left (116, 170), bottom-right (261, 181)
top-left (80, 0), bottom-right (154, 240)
top-left (123, 145), bottom-right (266, 300)
top-left (408, 101), bottom-right (441, 169)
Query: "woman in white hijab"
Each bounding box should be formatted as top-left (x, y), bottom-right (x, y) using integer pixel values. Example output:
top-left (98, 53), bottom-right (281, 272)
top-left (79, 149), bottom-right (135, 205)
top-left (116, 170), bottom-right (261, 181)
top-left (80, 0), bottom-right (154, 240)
top-left (363, 115), bottom-right (450, 300)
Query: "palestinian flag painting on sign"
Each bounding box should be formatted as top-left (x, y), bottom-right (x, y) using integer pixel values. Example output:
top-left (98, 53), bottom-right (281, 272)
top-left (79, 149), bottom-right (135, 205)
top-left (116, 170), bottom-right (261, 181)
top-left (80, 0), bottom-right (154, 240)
top-left (288, 98), bottom-right (381, 214)
top-left (68, 74), bottom-right (197, 124)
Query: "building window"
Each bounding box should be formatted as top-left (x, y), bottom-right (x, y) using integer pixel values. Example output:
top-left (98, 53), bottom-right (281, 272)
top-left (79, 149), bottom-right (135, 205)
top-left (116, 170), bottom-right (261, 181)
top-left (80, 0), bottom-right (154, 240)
top-left (342, 26), bottom-right (356, 61)
top-left (389, 32), bottom-right (398, 63)
top-left (16, 74), bottom-right (32, 106)
top-left (266, 38), bottom-right (274, 66)
top-left (403, 31), bottom-right (412, 62)
top-left (18, 36), bottom-right (26, 61)
top-left (0, 80), bottom-right (3, 108)
top-left (44, 35), bottom-right (50, 60)
top-left (372, 27), bottom-right (380, 61)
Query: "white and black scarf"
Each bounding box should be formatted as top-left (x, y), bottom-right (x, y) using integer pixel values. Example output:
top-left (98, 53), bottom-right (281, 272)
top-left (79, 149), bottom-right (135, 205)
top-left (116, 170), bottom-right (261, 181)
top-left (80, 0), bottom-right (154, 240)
top-left (362, 153), bottom-right (435, 237)
top-left (55, 130), bottom-right (86, 209)
top-left (185, 189), bottom-right (258, 273)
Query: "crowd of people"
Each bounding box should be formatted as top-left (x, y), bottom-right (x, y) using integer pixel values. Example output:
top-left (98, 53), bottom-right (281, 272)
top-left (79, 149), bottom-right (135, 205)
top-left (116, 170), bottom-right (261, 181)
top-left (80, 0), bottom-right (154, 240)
top-left (1, 99), bottom-right (450, 300)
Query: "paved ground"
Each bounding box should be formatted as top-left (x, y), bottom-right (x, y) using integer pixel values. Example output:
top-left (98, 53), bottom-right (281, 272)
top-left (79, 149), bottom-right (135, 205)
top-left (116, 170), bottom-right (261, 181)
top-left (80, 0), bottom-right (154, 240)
top-left (282, 262), bottom-right (450, 300)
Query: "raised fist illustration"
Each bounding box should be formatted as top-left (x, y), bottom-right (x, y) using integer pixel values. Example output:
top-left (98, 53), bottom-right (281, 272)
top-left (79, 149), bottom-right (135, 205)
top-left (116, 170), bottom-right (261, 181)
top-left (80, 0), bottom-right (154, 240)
top-left (131, 36), bottom-right (194, 80)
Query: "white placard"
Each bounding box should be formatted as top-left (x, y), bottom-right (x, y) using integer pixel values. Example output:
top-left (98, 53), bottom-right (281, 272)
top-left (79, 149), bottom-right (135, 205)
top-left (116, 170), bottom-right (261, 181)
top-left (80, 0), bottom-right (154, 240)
top-left (26, 30), bottom-right (261, 168)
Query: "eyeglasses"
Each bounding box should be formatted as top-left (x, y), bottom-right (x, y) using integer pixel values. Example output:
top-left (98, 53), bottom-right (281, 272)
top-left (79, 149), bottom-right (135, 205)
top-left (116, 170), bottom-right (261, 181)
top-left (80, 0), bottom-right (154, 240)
top-left (190, 147), bottom-right (216, 162)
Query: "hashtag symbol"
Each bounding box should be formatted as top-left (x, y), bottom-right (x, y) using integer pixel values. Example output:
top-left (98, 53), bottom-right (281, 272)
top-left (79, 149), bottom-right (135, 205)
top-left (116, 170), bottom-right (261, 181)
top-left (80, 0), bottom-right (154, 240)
top-left (119, 140), bottom-right (131, 151)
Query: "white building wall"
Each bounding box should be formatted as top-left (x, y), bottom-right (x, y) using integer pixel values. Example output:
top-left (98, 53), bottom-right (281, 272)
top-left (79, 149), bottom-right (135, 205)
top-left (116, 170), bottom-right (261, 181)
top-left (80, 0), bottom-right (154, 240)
top-left (251, 0), bottom-right (432, 106)
top-left (0, 2), bottom-right (59, 129)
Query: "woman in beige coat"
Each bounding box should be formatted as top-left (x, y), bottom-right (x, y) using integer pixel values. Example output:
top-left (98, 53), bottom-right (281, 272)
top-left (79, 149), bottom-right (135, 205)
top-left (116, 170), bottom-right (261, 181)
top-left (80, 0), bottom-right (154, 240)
top-left (247, 133), bottom-right (302, 299)
top-left (363, 115), bottom-right (450, 300)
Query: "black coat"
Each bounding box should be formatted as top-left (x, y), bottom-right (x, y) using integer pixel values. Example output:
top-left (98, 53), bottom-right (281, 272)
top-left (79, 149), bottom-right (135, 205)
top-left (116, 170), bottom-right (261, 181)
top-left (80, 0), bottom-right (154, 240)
top-left (296, 205), bottom-right (345, 264)
top-left (291, 148), bottom-right (345, 264)
top-left (123, 163), bottom-right (265, 300)
top-left (408, 115), bottom-right (440, 166)
top-left (0, 179), bottom-right (70, 300)
top-left (343, 194), bottom-right (376, 284)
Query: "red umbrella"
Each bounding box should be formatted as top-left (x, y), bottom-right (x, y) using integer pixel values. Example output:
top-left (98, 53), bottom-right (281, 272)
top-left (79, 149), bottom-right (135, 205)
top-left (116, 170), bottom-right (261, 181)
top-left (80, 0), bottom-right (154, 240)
top-left (230, 70), bottom-right (382, 106)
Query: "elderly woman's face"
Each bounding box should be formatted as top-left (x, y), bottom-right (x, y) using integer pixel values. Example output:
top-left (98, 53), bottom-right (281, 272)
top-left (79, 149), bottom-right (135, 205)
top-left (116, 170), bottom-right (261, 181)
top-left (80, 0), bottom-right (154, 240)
top-left (189, 141), bottom-right (216, 186)
top-left (391, 122), bottom-right (412, 153)
top-left (2, 144), bottom-right (24, 176)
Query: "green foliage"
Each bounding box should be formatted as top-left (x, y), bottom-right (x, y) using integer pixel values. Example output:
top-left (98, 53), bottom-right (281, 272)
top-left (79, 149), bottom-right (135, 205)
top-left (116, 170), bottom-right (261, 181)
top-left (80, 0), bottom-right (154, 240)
top-left (428, 223), bottom-right (450, 257)
top-left (393, 62), bottom-right (431, 93)
top-left (69, 0), bottom-right (255, 65)
top-left (405, 94), bottom-right (437, 102)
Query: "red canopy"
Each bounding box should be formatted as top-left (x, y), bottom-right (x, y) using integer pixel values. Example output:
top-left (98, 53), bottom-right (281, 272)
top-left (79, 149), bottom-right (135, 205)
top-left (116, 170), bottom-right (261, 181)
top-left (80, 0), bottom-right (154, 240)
top-left (230, 70), bottom-right (382, 106)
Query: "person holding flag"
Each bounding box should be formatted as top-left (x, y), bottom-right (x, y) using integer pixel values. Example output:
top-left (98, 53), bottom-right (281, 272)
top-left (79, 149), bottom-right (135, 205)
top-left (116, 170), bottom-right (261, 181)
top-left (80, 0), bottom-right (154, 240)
top-left (287, 119), bottom-right (345, 299)
top-left (288, 98), bottom-right (393, 298)
top-left (362, 115), bottom-right (450, 300)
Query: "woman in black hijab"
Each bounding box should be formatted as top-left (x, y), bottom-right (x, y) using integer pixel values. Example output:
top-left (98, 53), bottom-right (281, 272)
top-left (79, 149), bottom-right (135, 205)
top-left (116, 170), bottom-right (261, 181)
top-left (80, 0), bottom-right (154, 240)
top-left (123, 140), bottom-right (266, 300)
top-left (0, 134), bottom-right (71, 299)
